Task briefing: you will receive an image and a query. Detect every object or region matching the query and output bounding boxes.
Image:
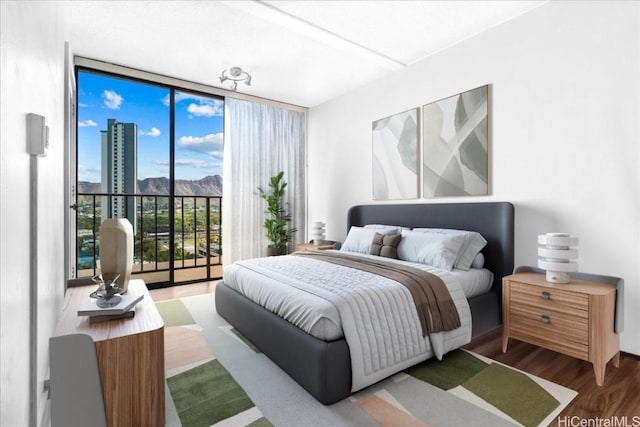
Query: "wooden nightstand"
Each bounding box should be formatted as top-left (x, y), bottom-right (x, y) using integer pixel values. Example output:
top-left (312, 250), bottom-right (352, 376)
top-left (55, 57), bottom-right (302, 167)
top-left (296, 242), bottom-right (335, 251)
top-left (502, 272), bottom-right (620, 386)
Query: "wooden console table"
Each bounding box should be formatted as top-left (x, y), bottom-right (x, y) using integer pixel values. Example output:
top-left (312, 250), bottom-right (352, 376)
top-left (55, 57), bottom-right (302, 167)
top-left (50, 279), bottom-right (164, 426)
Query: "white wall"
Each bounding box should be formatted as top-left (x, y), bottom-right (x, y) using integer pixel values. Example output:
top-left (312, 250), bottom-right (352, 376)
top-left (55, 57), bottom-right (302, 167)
top-left (308, 1), bottom-right (640, 355)
top-left (1, 1), bottom-right (68, 425)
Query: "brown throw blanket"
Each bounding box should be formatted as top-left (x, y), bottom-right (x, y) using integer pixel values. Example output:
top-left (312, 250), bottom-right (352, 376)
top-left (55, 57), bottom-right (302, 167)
top-left (292, 251), bottom-right (460, 337)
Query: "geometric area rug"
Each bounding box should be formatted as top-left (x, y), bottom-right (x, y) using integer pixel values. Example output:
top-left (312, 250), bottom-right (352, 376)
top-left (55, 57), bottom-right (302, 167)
top-left (157, 293), bottom-right (577, 427)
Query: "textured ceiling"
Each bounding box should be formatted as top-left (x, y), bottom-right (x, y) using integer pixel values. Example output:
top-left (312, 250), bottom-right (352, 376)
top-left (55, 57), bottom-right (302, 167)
top-left (64, 0), bottom-right (546, 107)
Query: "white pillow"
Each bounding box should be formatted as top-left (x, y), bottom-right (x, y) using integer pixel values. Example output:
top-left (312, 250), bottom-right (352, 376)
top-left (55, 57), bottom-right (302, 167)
top-left (341, 226), bottom-right (378, 254)
top-left (364, 224), bottom-right (407, 235)
top-left (471, 252), bottom-right (485, 269)
top-left (397, 230), bottom-right (466, 271)
top-left (412, 228), bottom-right (487, 271)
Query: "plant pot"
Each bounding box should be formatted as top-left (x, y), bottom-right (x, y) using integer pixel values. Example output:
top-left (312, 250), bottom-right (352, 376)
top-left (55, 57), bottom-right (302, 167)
top-left (266, 245), bottom-right (287, 256)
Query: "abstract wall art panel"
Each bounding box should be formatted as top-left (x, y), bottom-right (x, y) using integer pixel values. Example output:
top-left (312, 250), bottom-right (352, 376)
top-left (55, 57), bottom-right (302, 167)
top-left (372, 108), bottom-right (419, 200)
top-left (422, 85), bottom-right (489, 198)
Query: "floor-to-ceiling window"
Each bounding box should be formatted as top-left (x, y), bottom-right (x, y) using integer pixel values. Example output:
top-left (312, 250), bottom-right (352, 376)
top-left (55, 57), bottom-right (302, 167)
top-left (75, 68), bottom-right (223, 287)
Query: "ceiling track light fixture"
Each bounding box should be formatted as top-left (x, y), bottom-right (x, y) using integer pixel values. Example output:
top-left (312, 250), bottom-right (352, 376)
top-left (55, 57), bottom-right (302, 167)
top-left (219, 66), bottom-right (252, 91)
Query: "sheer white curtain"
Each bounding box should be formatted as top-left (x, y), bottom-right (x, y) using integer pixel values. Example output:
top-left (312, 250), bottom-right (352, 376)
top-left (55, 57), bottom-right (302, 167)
top-left (223, 98), bottom-right (306, 263)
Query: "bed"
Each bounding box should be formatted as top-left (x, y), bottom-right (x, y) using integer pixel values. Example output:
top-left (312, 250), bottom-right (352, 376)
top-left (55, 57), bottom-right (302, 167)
top-left (216, 202), bottom-right (514, 404)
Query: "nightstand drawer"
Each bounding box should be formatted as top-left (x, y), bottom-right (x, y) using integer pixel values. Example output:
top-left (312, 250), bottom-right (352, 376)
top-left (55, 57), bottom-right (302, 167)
top-left (509, 322), bottom-right (589, 360)
top-left (510, 281), bottom-right (589, 317)
top-left (509, 304), bottom-right (588, 344)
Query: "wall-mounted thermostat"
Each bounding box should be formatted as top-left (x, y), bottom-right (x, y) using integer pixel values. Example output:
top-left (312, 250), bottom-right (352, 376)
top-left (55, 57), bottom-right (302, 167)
top-left (27, 113), bottom-right (49, 157)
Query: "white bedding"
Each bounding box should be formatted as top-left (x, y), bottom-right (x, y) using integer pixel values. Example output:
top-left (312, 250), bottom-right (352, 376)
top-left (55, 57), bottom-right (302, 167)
top-left (222, 251), bottom-right (474, 391)
top-left (223, 251), bottom-right (491, 341)
top-left (450, 266), bottom-right (494, 298)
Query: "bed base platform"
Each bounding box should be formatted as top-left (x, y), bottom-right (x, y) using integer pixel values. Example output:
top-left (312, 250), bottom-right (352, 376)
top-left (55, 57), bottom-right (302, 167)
top-left (216, 282), bottom-right (352, 404)
top-left (216, 281), bottom-right (501, 405)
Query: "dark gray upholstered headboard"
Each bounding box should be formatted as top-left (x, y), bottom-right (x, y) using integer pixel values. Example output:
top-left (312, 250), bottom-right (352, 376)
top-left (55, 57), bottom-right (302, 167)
top-left (347, 202), bottom-right (514, 296)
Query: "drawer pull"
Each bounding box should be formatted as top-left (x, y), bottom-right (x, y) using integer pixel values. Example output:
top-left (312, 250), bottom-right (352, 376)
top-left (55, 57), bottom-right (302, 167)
top-left (540, 314), bottom-right (550, 324)
top-left (541, 291), bottom-right (551, 300)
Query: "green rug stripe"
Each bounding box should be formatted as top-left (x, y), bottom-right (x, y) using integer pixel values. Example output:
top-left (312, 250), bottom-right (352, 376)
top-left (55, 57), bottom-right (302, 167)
top-left (155, 299), bottom-right (195, 327)
top-left (167, 359), bottom-right (255, 427)
top-left (463, 363), bottom-right (560, 427)
top-left (231, 328), bottom-right (261, 353)
top-left (247, 417), bottom-right (274, 427)
top-left (404, 349), bottom-right (488, 390)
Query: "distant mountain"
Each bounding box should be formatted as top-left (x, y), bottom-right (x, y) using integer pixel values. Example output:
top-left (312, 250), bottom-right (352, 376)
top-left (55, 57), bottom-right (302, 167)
top-left (78, 175), bottom-right (223, 197)
top-left (174, 175), bottom-right (223, 197)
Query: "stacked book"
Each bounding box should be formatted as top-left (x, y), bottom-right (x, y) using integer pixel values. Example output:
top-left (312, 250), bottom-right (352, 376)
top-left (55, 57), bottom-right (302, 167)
top-left (77, 293), bottom-right (144, 323)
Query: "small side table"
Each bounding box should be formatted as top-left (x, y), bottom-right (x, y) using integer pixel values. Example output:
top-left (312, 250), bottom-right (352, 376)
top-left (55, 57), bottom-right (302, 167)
top-left (296, 242), bottom-right (335, 251)
top-left (502, 272), bottom-right (620, 386)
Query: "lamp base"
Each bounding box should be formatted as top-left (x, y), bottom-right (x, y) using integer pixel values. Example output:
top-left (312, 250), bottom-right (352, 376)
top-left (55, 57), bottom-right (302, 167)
top-left (546, 270), bottom-right (570, 284)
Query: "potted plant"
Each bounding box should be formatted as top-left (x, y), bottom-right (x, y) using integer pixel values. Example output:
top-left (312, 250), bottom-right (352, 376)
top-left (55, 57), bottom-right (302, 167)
top-left (257, 171), bottom-right (296, 256)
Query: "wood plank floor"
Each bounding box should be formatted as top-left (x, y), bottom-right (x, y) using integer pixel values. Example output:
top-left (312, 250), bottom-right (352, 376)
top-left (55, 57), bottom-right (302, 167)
top-left (149, 280), bottom-right (219, 302)
top-left (151, 283), bottom-right (640, 422)
top-left (464, 329), bottom-right (640, 422)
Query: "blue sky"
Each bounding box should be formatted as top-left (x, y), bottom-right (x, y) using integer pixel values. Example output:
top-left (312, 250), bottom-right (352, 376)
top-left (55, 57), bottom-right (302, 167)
top-left (77, 70), bottom-right (224, 182)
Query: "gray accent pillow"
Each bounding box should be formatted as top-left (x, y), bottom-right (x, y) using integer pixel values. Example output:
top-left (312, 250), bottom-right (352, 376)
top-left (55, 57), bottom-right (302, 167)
top-left (369, 233), bottom-right (402, 259)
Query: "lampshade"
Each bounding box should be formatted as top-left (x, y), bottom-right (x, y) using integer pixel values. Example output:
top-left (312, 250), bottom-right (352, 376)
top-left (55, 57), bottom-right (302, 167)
top-left (537, 233), bottom-right (578, 284)
top-left (310, 221), bottom-right (325, 243)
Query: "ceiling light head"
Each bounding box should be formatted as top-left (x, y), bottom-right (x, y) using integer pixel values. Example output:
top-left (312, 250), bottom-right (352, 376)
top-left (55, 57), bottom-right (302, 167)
top-left (229, 67), bottom-right (243, 78)
top-left (219, 67), bottom-right (252, 91)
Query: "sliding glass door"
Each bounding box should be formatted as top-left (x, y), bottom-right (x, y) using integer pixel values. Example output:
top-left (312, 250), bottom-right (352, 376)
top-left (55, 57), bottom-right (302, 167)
top-left (74, 69), bottom-right (223, 287)
top-left (172, 91), bottom-right (224, 283)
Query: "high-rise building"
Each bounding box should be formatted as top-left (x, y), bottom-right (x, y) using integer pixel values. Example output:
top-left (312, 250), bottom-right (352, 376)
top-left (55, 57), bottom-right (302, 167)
top-left (101, 119), bottom-right (137, 230)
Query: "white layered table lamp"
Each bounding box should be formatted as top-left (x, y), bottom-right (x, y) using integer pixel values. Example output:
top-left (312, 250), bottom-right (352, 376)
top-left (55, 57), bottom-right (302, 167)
top-left (538, 232), bottom-right (578, 284)
top-left (310, 221), bottom-right (326, 244)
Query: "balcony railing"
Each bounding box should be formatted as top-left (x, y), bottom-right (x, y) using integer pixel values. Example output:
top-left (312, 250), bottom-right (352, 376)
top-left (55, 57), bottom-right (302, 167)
top-left (76, 192), bottom-right (222, 285)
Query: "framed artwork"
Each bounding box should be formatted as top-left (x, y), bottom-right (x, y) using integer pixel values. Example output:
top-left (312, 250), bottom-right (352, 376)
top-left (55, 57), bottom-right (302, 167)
top-left (372, 108), bottom-right (419, 200)
top-left (422, 85), bottom-right (488, 197)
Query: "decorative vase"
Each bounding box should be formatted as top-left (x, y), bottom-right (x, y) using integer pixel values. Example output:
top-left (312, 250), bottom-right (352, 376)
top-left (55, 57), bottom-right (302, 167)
top-left (266, 245), bottom-right (287, 257)
top-left (99, 219), bottom-right (134, 292)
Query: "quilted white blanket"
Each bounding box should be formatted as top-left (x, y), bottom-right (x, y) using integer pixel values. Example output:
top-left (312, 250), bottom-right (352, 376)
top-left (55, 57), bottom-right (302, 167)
top-left (224, 252), bottom-right (472, 391)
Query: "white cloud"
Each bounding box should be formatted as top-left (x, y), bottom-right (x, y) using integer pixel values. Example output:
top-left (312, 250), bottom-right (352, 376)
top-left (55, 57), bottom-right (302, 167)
top-left (103, 90), bottom-right (123, 109)
top-left (162, 93), bottom-right (224, 117)
top-left (187, 101), bottom-right (224, 117)
top-left (79, 165), bottom-right (101, 174)
top-left (175, 159), bottom-right (209, 168)
top-left (154, 158), bottom-right (220, 169)
top-left (176, 159), bottom-right (222, 170)
top-left (141, 127), bottom-right (161, 137)
top-left (178, 132), bottom-right (223, 155)
top-left (78, 119), bottom-right (97, 127)
top-left (78, 165), bottom-right (101, 182)
top-left (163, 92), bottom-right (200, 106)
